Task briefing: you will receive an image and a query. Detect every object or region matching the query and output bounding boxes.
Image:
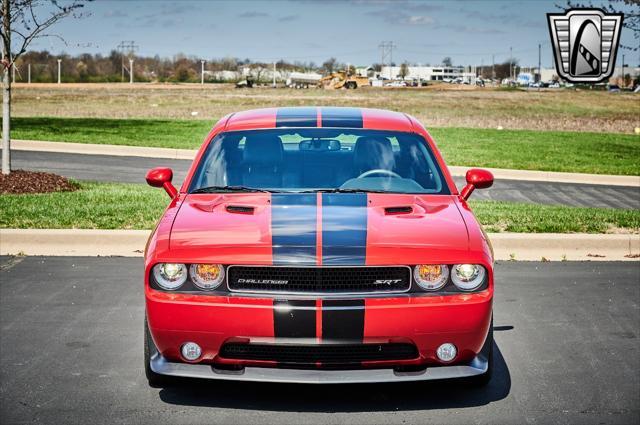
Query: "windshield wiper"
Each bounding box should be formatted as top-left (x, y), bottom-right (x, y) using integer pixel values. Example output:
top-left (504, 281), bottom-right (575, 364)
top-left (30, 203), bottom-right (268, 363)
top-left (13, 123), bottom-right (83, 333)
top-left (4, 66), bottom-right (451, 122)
top-left (296, 188), bottom-right (389, 194)
top-left (191, 185), bottom-right (276, 194)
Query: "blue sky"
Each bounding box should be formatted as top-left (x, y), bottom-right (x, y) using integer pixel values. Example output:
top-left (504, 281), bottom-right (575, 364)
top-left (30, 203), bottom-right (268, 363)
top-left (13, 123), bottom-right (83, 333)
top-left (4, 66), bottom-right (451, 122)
top-left (27, 0), bottom-right (638, 67)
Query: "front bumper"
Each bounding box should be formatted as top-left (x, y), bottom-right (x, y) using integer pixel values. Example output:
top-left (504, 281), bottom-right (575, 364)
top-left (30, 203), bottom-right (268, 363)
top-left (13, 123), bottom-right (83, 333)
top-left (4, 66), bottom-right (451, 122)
top-left (146, 287), bottom-right (493, 381)
top-left (150, 349), bottom-right (489, 384)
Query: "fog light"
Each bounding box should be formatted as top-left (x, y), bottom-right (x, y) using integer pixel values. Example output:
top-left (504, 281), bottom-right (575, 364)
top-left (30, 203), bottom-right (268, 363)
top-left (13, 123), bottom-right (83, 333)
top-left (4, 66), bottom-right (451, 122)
top-left (436, 343), bottom-right (457, 362)
top-left (181, 342), bottom-right (202, 361)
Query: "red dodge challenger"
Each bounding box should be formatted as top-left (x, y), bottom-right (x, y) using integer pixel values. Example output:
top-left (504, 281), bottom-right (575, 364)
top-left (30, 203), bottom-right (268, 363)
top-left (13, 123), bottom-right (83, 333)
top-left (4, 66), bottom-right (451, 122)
top-left (144, 107), bottom-right (495, 386)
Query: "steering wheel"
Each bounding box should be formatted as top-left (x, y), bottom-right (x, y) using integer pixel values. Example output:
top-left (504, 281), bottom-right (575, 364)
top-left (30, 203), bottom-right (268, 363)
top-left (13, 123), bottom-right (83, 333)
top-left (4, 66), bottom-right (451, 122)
top-left (357, 169), bottom-right (402, 179)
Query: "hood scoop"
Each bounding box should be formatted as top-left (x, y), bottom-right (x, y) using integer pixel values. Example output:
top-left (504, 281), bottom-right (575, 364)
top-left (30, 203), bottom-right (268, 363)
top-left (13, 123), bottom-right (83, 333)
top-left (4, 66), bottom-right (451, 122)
top-left (384, 206), bottom-right (413, 215)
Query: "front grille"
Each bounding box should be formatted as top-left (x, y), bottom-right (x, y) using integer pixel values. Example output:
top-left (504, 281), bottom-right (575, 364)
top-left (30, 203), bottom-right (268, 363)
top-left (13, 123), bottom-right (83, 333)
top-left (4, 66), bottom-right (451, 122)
top-left (219, 343), bottom-right (419, 366)
top-left (227, 266), bottom-right (411, 294)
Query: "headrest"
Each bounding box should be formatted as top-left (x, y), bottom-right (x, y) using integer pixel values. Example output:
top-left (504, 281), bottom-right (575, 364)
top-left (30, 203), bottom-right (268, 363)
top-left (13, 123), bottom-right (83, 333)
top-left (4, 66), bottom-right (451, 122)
top-left (243, 135), bottom-right (284, 166)
top-left (353, 136), bottom-right (395, 171)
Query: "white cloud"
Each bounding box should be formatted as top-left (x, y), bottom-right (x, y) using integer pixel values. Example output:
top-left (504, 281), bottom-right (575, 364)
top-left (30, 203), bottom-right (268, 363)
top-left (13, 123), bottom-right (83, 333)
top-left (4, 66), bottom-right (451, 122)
top-left (407, 15), bottom-right (434, 25)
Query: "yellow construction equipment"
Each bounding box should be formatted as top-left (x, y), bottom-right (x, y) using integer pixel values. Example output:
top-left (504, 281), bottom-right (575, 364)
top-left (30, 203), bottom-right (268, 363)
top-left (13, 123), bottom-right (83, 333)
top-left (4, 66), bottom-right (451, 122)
top-left (319, 71), bottom-right (370, 89)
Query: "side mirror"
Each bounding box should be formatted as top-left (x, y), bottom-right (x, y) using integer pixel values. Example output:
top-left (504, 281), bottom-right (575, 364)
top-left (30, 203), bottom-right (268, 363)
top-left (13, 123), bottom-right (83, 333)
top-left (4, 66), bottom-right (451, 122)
top-left (460, 168), bottom-right (493, 201)
top-left (146, 167), bottom-right (178, 199)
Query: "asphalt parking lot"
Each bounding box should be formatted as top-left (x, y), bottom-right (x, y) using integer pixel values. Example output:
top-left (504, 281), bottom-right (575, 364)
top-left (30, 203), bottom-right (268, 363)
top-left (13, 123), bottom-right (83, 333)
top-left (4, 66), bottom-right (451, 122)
top-left (0, 257), bottom-right (638, 424)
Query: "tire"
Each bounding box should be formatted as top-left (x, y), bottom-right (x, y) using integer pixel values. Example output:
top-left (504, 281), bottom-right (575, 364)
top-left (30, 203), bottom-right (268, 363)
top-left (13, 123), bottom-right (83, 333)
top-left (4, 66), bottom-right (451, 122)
top-left (144, 316), bottom-right (174, 388)
top-left (465, 316), bottom-right (493, 387)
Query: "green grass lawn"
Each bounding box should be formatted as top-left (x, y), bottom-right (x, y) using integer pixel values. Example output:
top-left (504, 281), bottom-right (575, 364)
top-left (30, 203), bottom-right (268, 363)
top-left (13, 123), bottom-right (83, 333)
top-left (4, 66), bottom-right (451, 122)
top-left (11, 117), bottom-right (209, 150)
top-left (8, 116), bottom-right (639, 175)
top-left (0, 182), bottom-right (167, 230)
top-left (1, 182), bottom-right (638, 233)
top-left (469, 200), bottom-right (640, 233)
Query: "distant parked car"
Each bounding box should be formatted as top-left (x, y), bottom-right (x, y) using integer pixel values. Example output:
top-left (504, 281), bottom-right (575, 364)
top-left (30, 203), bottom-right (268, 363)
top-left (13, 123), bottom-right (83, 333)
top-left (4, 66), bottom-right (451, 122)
top-left (608, 84), bottom-right (621, 93)
top-left (385, 81), bottom-right (407, 87)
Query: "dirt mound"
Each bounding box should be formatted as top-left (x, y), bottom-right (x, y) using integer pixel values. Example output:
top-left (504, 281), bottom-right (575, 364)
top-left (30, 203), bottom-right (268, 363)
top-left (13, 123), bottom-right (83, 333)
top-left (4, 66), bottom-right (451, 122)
top-left (0, 170), bottom-right (79, 194)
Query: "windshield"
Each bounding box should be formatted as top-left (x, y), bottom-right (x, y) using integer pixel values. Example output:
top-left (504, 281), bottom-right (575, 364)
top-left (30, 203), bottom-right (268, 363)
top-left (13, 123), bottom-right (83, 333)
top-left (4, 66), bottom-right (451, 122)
top-left (189, 128), bottom-right (449, 194)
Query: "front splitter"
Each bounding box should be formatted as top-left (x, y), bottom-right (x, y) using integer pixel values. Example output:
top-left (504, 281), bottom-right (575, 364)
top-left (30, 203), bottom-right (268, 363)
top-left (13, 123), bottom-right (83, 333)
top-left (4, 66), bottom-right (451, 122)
top-left (150, 353), bottom-right (488, 384)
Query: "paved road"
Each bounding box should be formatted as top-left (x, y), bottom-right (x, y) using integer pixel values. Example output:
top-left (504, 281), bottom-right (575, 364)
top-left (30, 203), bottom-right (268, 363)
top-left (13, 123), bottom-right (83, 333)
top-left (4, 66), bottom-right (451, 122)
top-left (1, 257), bottom-right (638, 424)
top-left (4, 150), bottom-right (640, 209)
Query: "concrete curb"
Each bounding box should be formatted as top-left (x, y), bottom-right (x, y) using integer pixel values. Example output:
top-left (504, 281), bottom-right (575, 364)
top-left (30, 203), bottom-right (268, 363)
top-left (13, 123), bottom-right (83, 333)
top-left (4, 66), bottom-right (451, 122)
top-left (448, 166), bottom-right (640, 187)
top-left (1, 229), bottom-right (638, 261)
top-left (0, 229), bottom-right (151, 257)
top-left (8, 140), bottom-right (640, 187)
top-left (10, 139), bottom-right (196, 160)
top-left (489, 233), bottom-right (639, 261)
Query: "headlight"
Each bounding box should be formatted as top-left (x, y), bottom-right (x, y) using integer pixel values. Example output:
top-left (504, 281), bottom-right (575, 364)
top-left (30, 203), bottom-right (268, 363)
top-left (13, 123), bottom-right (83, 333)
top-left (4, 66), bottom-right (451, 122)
top-left (153, 263), bottom-right (187, 290)
top-left (414, 264), bottom-right (449, 290)
top-left (189, 264), bottom-right (225, 290)
top-left (451, 264), bottom-right (486, 291)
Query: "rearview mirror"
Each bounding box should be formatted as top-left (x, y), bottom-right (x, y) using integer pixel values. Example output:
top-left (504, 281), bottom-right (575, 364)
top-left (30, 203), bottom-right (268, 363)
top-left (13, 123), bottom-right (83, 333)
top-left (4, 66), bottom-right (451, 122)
top-left (460, 168), bottom-right (493, 201)
top-left (146, 167), bottom-right (178, 199)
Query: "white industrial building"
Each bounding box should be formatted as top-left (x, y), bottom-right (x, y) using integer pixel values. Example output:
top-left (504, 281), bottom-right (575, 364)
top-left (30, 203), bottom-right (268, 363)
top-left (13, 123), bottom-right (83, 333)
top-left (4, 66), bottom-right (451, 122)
top-left (379, 66), bottom-right (476, 83)
top-left (610, 66), bottom-right (640, 79)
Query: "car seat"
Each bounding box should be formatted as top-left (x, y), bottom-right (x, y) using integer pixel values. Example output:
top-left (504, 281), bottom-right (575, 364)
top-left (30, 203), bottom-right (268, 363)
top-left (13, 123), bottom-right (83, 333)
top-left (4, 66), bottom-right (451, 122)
top-left (242, 135), bottom-right (284, 188)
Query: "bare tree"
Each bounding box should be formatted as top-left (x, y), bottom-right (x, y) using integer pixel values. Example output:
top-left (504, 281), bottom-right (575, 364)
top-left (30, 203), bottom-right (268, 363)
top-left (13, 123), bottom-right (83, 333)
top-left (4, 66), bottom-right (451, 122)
top-left (322, 57), bottom-right (337, 75)
top-left (560, 1), bottom-right (639, 51)
top-left (1, 0), bottom-right (87, 175)
top-left (251, 63), bottom-right (266, 84)
top-left (399, 62), bottom-right (409, 80)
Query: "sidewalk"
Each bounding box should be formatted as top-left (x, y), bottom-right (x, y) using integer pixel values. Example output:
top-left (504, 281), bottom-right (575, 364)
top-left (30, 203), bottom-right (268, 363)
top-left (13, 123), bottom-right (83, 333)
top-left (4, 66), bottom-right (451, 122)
top-left (8, 139), bottom-right (640, 187)
top-left (1, 229), bottom-right (638, 261)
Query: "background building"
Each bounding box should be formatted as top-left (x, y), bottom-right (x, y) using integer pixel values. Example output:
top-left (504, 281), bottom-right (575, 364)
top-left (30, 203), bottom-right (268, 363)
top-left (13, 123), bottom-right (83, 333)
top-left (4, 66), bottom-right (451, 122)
top-left (379, 66), bottom-right (476, 83)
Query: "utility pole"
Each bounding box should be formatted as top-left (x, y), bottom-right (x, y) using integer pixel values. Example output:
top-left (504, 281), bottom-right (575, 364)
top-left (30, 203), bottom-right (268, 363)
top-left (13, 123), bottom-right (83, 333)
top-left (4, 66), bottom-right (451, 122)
top-left (129, 58), bottom-right (134, 84)
top-left (624, 55), bottom-right (627, 87)
top-left (27, 63), bottom-right (31, 84)
top-left (272, 62), bottom-right (276, 88)
top-left (200, 60), bottom-right (205, 85)
top-left (509, 46), bottom-right (513, 80)
top-left (57, 59), bottom-right (61, 84)
top-left (492, 54), bottom-right (495, 81)
top-left (538, 44), bottom-right (541, 83)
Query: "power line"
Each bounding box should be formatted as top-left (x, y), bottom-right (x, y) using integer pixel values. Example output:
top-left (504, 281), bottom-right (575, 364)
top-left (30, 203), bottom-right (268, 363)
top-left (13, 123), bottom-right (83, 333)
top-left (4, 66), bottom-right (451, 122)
top-left (117, 41), bottom-right (139, 82)
top-left (249, 48), bottom-right (379, 63)
top-left (379, 41), bottom-right (396, 79)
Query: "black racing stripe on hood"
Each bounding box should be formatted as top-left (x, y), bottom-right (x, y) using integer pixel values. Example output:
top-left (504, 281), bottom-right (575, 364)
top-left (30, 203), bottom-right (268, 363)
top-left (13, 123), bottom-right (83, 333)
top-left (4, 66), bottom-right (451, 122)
top-left (321, 193), bottom-right (368, 265)
top-left (271, 193), bottom-right (317, 265)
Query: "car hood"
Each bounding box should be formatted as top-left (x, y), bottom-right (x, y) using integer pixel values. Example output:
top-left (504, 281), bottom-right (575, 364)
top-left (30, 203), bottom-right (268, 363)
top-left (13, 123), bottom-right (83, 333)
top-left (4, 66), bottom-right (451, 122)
top-left (168, 193), bottom-right (471, 265)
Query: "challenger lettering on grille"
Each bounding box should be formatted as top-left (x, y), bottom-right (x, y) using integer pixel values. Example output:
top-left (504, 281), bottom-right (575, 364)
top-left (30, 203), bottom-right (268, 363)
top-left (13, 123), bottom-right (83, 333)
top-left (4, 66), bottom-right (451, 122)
top-left (237, 278), bottom-right (289, 285)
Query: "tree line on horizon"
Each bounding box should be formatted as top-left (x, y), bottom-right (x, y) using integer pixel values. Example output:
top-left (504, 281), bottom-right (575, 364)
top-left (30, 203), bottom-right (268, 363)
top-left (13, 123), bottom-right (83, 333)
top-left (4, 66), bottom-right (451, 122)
top-left (13, 51), bottom-right (348, 83)
top-left (14, 50), bottom-right (526, 84)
